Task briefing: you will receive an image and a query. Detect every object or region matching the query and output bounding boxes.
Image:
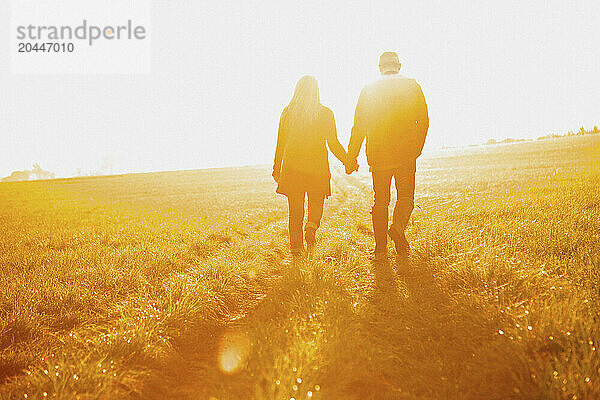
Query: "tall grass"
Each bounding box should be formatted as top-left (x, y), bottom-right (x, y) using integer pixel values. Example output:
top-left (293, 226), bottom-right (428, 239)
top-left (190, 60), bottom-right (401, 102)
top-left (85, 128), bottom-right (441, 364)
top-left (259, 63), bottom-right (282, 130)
top-left (1, 136), bottom-right (598, 399)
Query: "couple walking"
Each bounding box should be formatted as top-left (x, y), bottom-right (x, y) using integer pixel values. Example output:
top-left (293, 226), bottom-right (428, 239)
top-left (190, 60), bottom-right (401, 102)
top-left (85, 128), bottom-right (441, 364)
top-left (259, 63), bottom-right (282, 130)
top-left (273, 52), bottom-right (429, 261)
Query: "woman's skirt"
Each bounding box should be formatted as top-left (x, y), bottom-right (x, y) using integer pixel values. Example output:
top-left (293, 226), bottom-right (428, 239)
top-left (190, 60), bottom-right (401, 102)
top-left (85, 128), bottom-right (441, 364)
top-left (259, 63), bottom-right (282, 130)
top-left (276, 168), bottom-right (331, 197)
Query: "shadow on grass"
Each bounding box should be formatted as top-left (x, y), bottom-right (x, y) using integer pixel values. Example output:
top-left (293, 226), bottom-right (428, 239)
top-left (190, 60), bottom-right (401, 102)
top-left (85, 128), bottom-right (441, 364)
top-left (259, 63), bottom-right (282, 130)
top-left (145, 253), bottom-right (536, 400)
top-left (346, 256), bottom-right (536, 399)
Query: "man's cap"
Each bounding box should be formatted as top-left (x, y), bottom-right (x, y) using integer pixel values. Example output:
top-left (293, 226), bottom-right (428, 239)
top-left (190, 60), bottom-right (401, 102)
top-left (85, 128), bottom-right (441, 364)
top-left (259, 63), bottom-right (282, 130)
top-left (379, 51), bottom-right (400, 68)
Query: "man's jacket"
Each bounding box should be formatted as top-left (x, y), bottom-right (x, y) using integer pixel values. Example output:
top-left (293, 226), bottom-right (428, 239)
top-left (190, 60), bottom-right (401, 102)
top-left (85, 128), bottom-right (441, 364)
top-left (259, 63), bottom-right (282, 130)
top-left (348, 74), bottom-right (429, 171)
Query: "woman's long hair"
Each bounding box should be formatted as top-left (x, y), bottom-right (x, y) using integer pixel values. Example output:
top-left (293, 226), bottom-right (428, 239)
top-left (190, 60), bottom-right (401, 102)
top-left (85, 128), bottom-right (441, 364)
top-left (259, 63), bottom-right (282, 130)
top-left (286, 75), bottom-right (321, 127)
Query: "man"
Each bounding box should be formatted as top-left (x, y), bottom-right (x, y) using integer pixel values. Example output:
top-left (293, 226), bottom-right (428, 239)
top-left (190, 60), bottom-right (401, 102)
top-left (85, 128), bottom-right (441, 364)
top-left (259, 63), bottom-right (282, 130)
top-left (346, 51), bottom-right (429, 260)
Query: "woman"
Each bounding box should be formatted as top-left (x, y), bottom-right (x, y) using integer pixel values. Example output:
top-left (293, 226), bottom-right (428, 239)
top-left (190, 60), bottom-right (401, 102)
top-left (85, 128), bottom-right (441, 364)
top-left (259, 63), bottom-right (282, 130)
top-left (272, 76), bottom-right (348, 257)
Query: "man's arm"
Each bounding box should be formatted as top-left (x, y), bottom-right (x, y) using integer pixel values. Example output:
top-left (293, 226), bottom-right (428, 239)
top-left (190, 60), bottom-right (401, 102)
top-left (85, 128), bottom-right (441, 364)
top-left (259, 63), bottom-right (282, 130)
top-left (347, 88), bottom-right (369, 169)
top-left (413, 83), bottom-right (429, 158)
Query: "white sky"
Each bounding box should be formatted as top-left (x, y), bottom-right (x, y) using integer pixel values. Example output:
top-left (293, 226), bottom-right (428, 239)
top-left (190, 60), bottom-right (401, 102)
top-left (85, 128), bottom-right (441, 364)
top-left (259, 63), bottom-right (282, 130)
top-left (1, 0), bottom-right (599, 177)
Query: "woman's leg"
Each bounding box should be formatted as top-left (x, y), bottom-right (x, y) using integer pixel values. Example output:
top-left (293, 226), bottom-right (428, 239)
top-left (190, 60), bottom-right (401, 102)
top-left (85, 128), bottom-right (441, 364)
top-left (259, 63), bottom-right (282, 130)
top-left (305, 192), bottom-right (325, 245)
top-left (287, 193), bottom-right (305, 254)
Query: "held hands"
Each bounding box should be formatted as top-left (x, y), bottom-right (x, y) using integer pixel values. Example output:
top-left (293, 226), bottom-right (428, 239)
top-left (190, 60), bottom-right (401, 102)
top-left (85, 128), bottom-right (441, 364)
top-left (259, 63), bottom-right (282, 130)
top-left (345, 158), bottom-right (359, 175)
top-left (273, 159), bottom-right (356, 180)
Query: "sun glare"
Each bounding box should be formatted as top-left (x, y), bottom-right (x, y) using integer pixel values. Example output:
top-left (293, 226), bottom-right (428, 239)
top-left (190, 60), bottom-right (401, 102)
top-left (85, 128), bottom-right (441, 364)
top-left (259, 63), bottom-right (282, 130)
top-left (218, 331), bottom-right (251, 375)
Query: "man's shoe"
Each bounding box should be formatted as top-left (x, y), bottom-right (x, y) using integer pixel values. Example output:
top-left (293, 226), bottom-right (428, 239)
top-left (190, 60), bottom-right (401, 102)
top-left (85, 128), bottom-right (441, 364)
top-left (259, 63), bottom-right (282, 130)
top-left (388, 228), bottom-right (409, 256)
top-left (305, 227), bottom-right (316, 248)
top-left (371, 249), bottom-right (388, 262)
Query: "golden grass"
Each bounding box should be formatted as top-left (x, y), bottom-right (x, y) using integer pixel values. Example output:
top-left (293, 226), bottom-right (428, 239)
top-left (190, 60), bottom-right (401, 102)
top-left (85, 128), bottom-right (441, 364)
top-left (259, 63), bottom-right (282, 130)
top-left (0, 136), bottom-right (599, 399)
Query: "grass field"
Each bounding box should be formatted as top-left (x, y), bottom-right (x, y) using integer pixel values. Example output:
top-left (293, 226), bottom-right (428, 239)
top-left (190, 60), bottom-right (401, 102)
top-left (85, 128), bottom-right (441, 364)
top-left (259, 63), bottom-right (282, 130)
top-left (1, 135), bottom-right (599, 399)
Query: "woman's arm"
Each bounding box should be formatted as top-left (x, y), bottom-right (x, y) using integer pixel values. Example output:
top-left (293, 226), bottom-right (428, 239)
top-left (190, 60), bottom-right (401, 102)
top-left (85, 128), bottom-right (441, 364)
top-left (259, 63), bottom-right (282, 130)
top-left (325, 110), bottom-right (348, 165)
top-left (273, 109), bottom-right (288, 182)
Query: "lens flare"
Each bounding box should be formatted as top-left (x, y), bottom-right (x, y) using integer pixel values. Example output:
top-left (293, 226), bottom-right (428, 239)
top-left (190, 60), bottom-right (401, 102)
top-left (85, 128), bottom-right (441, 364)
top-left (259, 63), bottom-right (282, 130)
top-left (218, 331), bottom-right (250, 375)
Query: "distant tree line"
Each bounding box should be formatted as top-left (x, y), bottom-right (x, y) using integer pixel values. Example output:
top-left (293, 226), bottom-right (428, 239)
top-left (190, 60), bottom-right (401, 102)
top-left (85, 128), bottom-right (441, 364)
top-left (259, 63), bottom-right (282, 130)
top-left (537, 125), bottom-right (600, 140)
top-left (484, 124), bottom-right (599, 146)
top-left (484, 137), bottom-right (528, 145)
top-left (1, 164), bottom-right (55, 183)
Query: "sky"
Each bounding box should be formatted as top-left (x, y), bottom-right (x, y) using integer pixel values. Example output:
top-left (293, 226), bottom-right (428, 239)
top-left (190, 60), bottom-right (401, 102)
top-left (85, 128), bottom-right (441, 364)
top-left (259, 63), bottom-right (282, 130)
top-left (1, 0), bottom-right (599, 178)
